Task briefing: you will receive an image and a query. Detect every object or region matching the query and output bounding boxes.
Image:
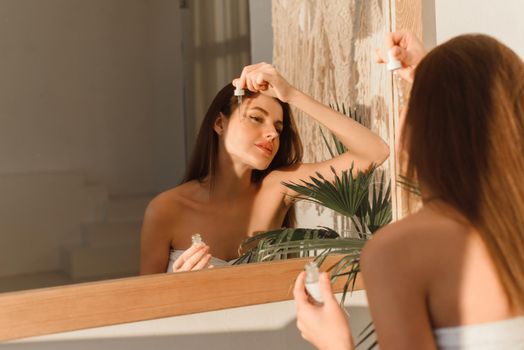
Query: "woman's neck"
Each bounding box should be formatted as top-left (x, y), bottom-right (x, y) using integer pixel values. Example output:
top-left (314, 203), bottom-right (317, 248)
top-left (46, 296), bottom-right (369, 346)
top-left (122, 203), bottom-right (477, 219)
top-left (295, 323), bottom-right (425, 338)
top-left (205, 153), bottom-right (255, 201)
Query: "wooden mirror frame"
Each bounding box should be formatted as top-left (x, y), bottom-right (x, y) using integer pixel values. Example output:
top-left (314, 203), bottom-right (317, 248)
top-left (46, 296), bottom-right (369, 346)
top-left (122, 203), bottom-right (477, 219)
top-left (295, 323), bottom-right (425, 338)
top-left (0, 256), bottom-right (361, 341)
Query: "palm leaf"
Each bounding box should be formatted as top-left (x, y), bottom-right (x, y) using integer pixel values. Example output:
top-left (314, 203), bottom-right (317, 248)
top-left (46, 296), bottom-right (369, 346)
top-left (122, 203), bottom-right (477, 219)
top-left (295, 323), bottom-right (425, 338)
top-left (319, 127), bottom-right (337, 158)
top-left (283, 165), bottom-right (375, 218)
top-left (234, 227), bottom-right (367, 264)
top-left (357, 172), bottom-right (392, 234)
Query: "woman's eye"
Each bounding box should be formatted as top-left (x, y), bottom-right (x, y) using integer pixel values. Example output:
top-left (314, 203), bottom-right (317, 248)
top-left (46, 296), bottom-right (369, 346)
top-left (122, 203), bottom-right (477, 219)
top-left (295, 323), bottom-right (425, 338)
top-left (249, 115), bottom-right (262, 123)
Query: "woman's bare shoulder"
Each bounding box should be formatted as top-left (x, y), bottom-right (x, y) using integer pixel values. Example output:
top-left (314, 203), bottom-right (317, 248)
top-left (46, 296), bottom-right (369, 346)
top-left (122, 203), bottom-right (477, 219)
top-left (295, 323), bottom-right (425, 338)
top-left (366, 207), bottom-right (468, 247)
top-left (145, 181), bottom-right (201, 221)
top-left (361, 208), bottom-right (469, 280)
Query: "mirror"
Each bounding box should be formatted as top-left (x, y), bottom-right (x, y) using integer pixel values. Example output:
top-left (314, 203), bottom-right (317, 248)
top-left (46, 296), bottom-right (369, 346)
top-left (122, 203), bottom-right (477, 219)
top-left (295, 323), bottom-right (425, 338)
top-left (0, 0), bottom-right (426, 341)
top-left (0, 0), bottom-right (396, 294)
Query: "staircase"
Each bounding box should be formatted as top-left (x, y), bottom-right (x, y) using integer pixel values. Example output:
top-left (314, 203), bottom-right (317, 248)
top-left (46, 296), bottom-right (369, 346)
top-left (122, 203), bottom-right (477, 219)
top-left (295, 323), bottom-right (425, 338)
top-left (0, 171), bottom-right (154, 292)
top-left (61, 192), bottom-right (152, 282)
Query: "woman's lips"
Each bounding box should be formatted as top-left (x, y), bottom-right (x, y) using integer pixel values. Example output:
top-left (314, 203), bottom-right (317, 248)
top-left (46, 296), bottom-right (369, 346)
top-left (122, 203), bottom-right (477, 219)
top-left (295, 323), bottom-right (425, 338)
top-left (256, 144), bottom-right (273, 156)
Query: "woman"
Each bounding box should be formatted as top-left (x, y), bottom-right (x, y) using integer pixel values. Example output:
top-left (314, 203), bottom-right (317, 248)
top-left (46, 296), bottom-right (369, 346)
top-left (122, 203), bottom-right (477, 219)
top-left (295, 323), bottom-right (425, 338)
top-left (140, 64), bottom-right (389, 274)
top-left (294, 32), bottom-right (524, 349)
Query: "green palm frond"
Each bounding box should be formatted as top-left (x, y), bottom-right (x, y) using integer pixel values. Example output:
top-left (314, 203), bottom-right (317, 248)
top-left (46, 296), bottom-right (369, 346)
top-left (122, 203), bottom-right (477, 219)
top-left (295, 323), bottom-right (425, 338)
top-left (327, 255), bottom-right (360, 305)
top-left (356, 172), bottom-right (392, 234)
top-left (320, 103), bottom-right (365, 157)
top-left (283, 165), bottom-right (375, 218)
top-left (315, 102), bottom-right (391, 235)
top-left (234, 227), bottom-right (366, 264)
top-left (355, 321), bottom-right (378, 349)
top-left (319, 127), bottom-right (338, 158)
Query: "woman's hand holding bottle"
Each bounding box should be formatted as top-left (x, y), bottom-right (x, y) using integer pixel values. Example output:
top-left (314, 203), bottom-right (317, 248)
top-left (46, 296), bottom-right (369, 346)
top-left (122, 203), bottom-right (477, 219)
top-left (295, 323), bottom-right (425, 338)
top-left (171, 234), bottom-right (213, 272)
top-left (293, 271), bottom-right (354, 350)
top-left (376, 31), bottom-right (427, 83)
top-left (232, 62), bottom-right (298, 103)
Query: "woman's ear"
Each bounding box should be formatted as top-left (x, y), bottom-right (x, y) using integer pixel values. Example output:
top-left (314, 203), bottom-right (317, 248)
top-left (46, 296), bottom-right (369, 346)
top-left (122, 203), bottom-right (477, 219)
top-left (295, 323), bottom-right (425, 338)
top-left (213, 112), bottom-right (226, 135)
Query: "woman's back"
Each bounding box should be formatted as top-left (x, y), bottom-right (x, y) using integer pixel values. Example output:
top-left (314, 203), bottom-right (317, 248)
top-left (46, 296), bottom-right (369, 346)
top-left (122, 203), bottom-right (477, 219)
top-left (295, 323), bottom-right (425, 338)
top-left (360, 204), bottom-right (523, 348)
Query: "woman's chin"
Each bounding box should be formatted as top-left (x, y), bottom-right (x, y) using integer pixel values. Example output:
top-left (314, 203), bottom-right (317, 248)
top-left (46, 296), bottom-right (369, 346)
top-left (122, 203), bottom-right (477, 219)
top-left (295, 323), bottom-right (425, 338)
top-left (253, 163), bottom-right (271, 171)
top-left (250, 159), bottom-right (272, 171)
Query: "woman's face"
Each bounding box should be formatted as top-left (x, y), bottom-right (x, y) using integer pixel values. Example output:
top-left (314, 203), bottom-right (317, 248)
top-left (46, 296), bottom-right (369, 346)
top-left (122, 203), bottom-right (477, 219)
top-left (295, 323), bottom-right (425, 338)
top-left (219, 94), bottom-right (284, 170)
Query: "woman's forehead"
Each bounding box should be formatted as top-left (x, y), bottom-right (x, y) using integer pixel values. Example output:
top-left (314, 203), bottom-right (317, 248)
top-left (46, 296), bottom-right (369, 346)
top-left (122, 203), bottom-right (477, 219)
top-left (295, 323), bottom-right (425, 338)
top-left (245, 95), bottom-right (283, 120)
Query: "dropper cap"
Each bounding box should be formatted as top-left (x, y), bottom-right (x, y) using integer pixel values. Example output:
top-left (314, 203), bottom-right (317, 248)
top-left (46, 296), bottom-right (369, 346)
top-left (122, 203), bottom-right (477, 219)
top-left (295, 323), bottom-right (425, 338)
top-left (234, 85), bottom-right (245, 105)
top-left (387, 49), bottom-right (402, 71)
top-left (305, 262), bottom-right (320, 283)
top-left (191, 233), bottom-right (203, 245)
top-left (234, 86), bottom-right (245, 97)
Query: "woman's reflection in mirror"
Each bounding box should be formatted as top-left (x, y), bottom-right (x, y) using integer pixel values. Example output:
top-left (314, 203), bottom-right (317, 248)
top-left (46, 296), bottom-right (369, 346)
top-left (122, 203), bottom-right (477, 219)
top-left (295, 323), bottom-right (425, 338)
top-left (140, 64), bottom-right (389, 274)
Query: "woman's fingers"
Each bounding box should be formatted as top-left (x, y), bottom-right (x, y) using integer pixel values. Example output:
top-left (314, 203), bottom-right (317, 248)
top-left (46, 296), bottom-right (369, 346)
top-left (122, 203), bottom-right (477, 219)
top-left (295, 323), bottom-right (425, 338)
top-left (234, 62), bottom-right (294, 102)
top-left (383, 31), bottom-right (424, 64)
top-left (172, 244), bottom-right (204, 270)
top-left (376, 31), bottom-right (426, 84)
top-left (390, 45), bottom-right (406, 61)
top-left (172, 244), bottom-right (209, 271)
top-left (293, 271), bottom-right (310, 304)
top-left (251, 72), bottom-right (263, 90)
top-left (236, 62), bottom-right (267, 90)
top-left (180, 245), bottom-right (210, 271)
top-left (235, 63), bottom-right (275, 92)
top-left (245, 73), bottom-right (256, 92)
top-left (375, 47), bottom-right (388, 63)
top-left (318, 272), bottom-right (338, 305)
top-left (192, 253), bottom-right (212, 270)
top-left (387, 30), bottom-right (408, 47)
top-left (250, 71), bottom-right (269, 91)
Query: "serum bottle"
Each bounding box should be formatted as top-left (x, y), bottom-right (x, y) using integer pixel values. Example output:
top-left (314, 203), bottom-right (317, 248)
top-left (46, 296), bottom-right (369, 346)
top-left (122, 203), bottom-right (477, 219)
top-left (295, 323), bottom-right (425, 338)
top-left (304, 262), bottom-right (324, 304)
top-left (387, 48), bottom-right (405, 107)
top-left (234, 86), bottom-right (245, 106)
top-left (191, 233), bottom-right (204, 245)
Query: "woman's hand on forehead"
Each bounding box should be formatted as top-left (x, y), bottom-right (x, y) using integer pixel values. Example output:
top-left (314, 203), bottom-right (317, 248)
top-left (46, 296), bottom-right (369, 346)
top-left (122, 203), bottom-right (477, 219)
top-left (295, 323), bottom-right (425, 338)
top-left (233, 62), bottom-right (297, 103)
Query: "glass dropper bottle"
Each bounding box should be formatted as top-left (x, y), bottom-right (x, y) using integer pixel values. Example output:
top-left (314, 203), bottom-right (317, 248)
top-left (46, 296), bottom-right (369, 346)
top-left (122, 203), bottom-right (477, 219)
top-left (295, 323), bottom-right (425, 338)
top-left (304, 262), bottom-right (324, 304)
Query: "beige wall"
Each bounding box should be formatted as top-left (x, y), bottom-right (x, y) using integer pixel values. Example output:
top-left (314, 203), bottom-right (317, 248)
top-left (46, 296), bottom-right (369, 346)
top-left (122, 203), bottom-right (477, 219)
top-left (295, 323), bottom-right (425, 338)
top-left (0, 0), bottom-right (185, 195)
top-left (249, 0), bottom-right (273, 64)
top-left (0, 0), bottom-right (184, 279)
top-left (272, 0), bottom-right (394, 232)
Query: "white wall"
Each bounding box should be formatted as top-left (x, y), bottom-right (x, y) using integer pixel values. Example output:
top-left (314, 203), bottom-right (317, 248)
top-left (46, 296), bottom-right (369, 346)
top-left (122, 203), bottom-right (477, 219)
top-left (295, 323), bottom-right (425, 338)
top-left (434, 0), bottom-right (524, 58)
top-left (149, 0), bottom-right (187, 192)
top-left (0, 0), bottom-right (185, 281)
top-left (249, 0), bottom-right (273, 64)
top-left (0, 0), bottom-right (185, 196)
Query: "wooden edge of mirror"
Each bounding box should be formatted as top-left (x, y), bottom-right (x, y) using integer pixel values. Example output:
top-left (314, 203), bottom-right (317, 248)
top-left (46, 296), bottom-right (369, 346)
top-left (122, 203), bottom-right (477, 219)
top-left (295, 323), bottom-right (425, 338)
top-left (0, 256), bottom-right (362, 341)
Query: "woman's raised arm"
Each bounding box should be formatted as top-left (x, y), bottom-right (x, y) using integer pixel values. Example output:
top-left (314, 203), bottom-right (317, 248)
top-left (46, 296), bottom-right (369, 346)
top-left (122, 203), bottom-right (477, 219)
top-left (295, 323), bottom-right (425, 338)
top-left (233, 63), bottom-right (389, 192)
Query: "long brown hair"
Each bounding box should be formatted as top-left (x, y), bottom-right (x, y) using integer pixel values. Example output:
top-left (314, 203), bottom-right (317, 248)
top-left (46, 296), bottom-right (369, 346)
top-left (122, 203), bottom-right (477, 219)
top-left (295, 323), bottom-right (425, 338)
top-left (182, 83), bottom-right (303, 227)
top-left (403, 34), bottom-right (524, 309)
